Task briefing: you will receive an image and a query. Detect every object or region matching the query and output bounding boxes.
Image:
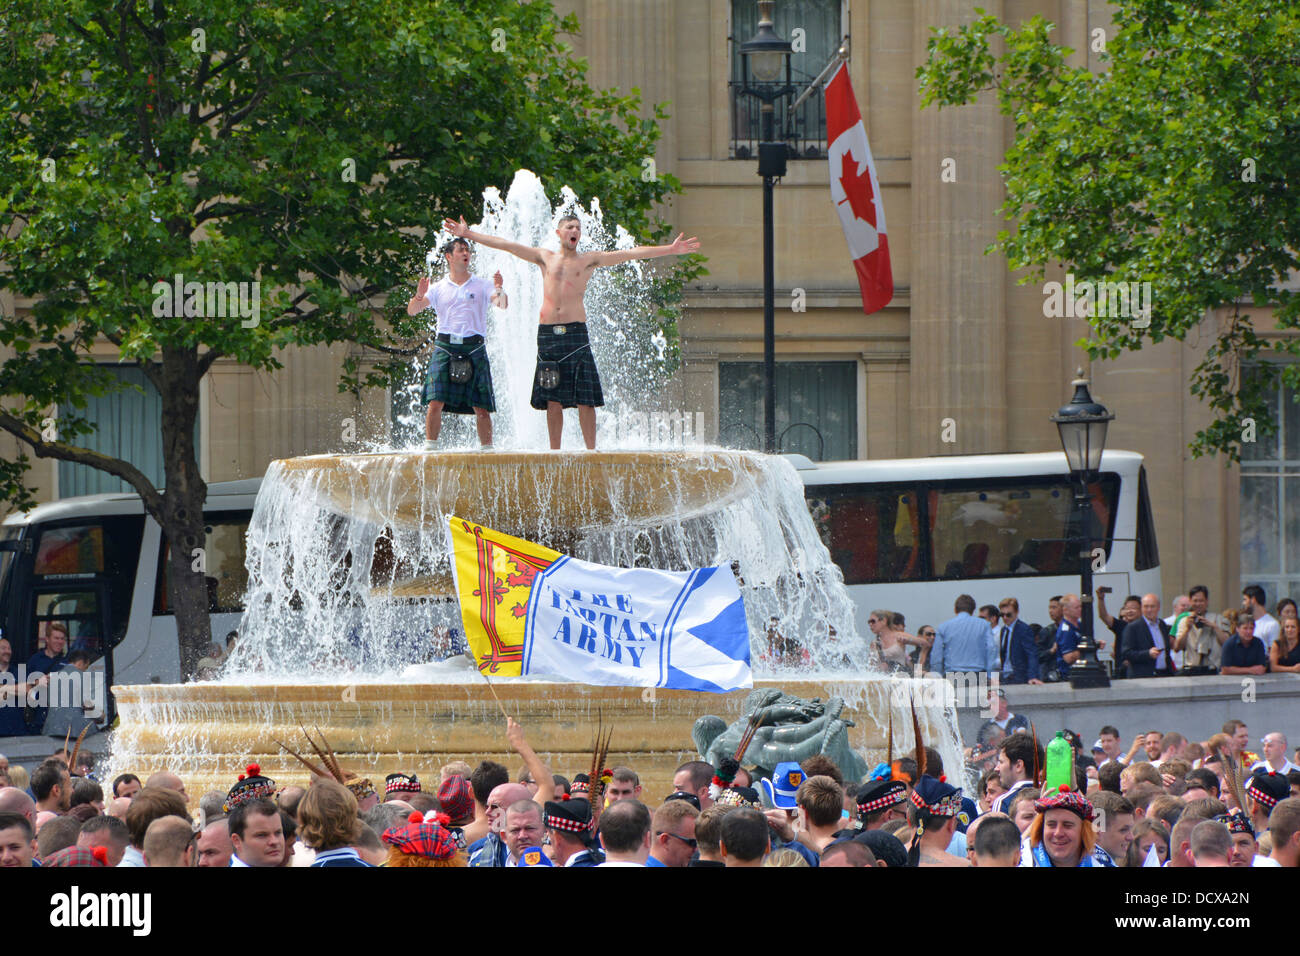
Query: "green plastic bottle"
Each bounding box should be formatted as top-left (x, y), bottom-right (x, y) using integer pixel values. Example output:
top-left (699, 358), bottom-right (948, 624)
top-left (1044, 731), bottom-right (1073, 793)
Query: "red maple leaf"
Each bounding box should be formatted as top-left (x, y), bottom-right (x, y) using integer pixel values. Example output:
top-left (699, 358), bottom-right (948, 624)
top-left (511, 602), bottom-right (528, 619)
top-left (837, 151), bottom-right (876, 228)
top-left (505, 556), bottom-right (537, 589)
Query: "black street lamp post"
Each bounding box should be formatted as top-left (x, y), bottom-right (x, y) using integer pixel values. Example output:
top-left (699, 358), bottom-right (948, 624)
top-left (739, 0), bottom-right (793, 453)
top-left (1051, 369), bottom-right (1115, 689)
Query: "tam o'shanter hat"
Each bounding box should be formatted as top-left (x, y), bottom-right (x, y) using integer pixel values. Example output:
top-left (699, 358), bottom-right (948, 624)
top-left (224, 762), bottom-right (277, 814)
top-left (385, 773), bottom-right (421, 797)
top-left (1033, 784), bottom-right (1094, 821)
top-left (759, 761), bottom-right (805, 810)
top-left (714, 785), bottom-right (759, 809)
top-left (438, 774), bottom-right (474, 823)
top-left (382, 812), bottom-right (461, 862)
top-left (909, 775), bottom-right (963, 817)
top-left (1217, 809), bottom-right (1255, 837)
top-left (1244, 770), bottom-right (1289, 810)
top-left (42, 845), bottom-right (108, 868)
top-left (569, 773), bottom-right (590, 796)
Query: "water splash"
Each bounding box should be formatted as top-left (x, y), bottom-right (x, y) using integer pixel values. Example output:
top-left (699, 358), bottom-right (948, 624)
top-left (392, 170), bottom-right (675, 450)
top-left (223, 450), bottom-right (872, 681)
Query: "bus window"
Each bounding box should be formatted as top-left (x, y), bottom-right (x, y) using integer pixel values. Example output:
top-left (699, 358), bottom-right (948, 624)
top-left (33, 590), bottom-right (103, 656)
top-left (34, 524), bottom-right (105, 575)
top-left (154, 512), bottom-right (251, 614)
top-left (807, 486), bottom-right (922, 584)
top-left (928, 477), bottom-right (1119, 579)
top-left (30, 517), bottom-right (143, 650)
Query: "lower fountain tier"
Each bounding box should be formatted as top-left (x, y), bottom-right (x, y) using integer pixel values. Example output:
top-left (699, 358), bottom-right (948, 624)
top-left (108, 678), bottom-right (966, 804)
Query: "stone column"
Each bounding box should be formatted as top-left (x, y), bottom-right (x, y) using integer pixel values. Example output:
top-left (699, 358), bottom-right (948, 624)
top-left (909, 0), bottom-right (1007, 456)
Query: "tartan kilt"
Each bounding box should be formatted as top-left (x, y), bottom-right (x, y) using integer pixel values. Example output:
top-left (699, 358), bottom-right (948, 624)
top-left (423, 341), bottom-right (496, 414)
top-left (530, 324), bottom-right (604, 410)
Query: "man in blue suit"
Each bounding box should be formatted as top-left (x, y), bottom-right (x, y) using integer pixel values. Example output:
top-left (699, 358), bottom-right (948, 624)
top-left (1119, 593), bottom-right (1176, 678)
top-left (995, 597), bottom-right (1042, 685)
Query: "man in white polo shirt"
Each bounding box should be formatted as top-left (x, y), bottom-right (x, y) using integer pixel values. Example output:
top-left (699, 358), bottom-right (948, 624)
top-left (407, 237), bottom-right (507, 448)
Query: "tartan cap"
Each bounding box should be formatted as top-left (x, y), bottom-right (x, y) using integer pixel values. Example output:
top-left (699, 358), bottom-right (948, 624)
top-left (909, 775), bottom-right (963, 817)
top-left (545, 796), bottom-right (593, 834)
top-left (385, 773), bottom-right (421, 797)
top-left (437, 774), bottom-right (474, 823)
top-left (42, 845), bottom-right (108, 868)
top-left (382, 813), bottom-right (460, 861)
top-left (1033, 784), bottom-right (1094, 821)
top-left (569, 773), bottom-right (590, 795)
top-left (224, 763), bottom-right (277, 814)
top-left (1244, 770), bottom-right (1289, 810)
top-left (856, 778), bottom-right (907, 816)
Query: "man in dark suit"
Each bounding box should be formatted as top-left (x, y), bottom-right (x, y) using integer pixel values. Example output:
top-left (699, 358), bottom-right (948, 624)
top-left (1119, 593), bottom-right (1176, 678)
top-left (996, 598), bottom-right (1042, 684)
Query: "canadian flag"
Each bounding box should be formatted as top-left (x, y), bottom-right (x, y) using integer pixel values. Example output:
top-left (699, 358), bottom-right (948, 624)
top-left (825, 62), bottom-right (892, 315)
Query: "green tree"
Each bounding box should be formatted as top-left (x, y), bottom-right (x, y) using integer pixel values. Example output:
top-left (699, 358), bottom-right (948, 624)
top-left (916, 1), bottom-right (1300, 459)
top-left (0, 0), bottom-right (691, 676)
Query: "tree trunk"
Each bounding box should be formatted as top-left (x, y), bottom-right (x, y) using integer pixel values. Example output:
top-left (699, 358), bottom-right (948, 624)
top-left (157, 347), bottom-right (210, 681)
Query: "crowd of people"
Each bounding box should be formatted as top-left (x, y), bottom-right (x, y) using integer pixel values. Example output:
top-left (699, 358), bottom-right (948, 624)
top-left (2, 706), bottom-right (1297, 869)
top-left (866, 583), bottom-right (1300, 681)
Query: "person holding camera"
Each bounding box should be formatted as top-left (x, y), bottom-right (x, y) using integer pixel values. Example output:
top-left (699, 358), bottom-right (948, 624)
top-left (1172, 585), bottom-right (1228, 674)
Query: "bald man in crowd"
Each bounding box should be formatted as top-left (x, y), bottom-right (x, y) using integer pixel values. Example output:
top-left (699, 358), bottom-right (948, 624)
top-left (144, 816), bottom-right (196, 867)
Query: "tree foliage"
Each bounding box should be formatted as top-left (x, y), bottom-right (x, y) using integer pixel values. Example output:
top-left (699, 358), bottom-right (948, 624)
top-left (0, 0), bottom-right (689, 673)
top-left (917, 1), bottom-right (1300, 459)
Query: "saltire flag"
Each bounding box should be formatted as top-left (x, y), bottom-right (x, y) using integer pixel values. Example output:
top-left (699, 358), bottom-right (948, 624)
top-left (824, 61), bottom-right (893, 315)
top-left (447, 516), bottom-right (752, 692)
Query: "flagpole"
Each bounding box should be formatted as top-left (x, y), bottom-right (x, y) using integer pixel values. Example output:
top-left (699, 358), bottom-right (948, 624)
top-left (788, 38), bottom-right (850, 115)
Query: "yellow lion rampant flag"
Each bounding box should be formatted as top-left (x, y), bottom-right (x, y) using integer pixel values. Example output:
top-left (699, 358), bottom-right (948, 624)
top-left (448, 516), bottom-right (560, 676)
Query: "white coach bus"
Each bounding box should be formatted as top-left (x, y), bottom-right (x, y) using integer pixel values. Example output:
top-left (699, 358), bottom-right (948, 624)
top-left (0, 480), bottom-right (259, 725)
top-left (792, 450), bottom-right (1162, 657)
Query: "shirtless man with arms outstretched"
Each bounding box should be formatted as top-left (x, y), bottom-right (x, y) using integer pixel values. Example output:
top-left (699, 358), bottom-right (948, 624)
top-left (443, 213), bottom-right (699, 449)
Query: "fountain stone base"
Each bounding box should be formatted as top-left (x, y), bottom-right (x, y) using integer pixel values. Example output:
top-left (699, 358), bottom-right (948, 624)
top-left (109, 677), bottom-right (965, 804)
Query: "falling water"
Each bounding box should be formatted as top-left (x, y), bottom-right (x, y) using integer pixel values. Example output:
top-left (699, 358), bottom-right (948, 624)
top-left (391, 169), bottom-right (676, 450)
top-left (223, 450), bottom-right (871, 680)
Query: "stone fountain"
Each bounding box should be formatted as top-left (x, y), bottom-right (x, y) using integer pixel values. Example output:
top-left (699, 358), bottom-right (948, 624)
top-left (108, 449), bottom-right (968, 801)
top-left (107, 172), bottom-right (967, 801)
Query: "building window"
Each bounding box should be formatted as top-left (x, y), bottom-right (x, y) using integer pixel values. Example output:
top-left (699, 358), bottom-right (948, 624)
top-left (729, 0), bottom-right (843, 160)
top-left (57, 365), bottom-right (178, 497)
top-left (718, 360), bottom-right (856, 460)
top-left (1240, 365), bottom-right (1300, 605)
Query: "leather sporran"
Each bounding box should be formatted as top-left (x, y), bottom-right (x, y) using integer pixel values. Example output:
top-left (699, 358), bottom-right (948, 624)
top-left (537, 361), bottom-right (560, 390)
top-left (448, 356), bottom-right (473, 384)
